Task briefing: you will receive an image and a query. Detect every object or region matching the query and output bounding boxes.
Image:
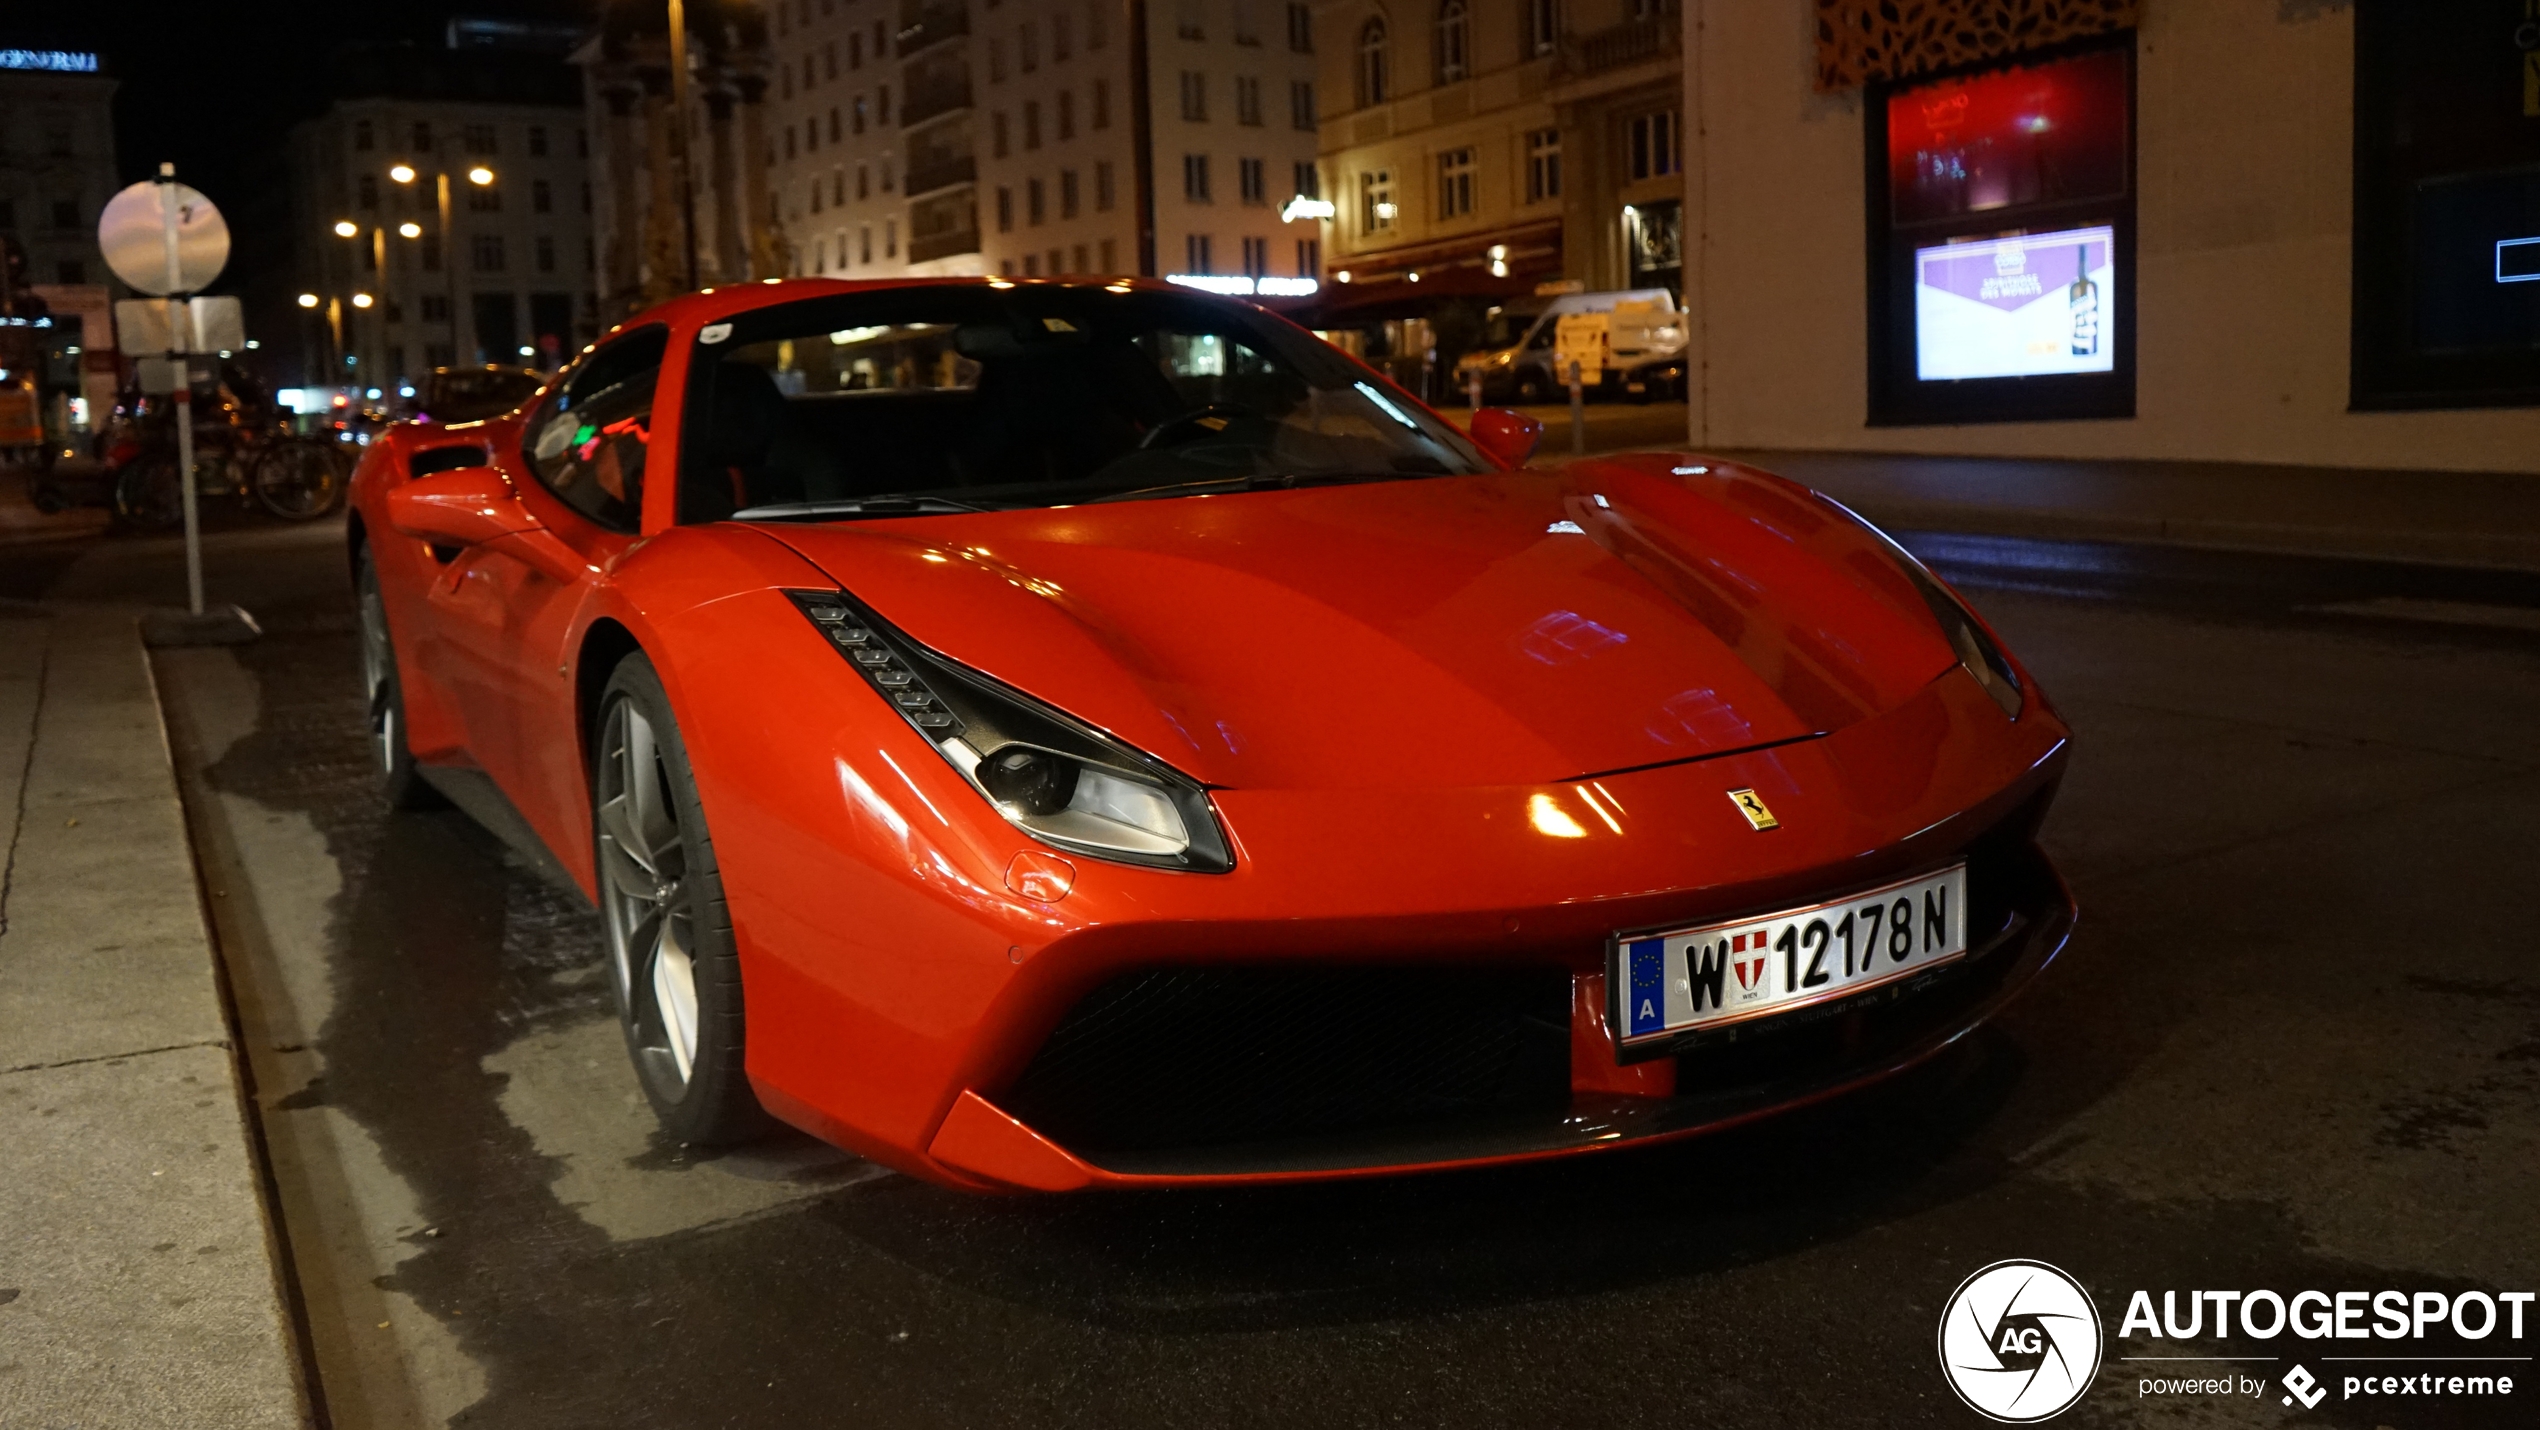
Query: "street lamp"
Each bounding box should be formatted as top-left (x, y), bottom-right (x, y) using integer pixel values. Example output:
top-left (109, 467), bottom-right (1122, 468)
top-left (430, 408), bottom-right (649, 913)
top-left (392, 156), bottom-right (482, 371)
top-left (398, 221), bottom-right (422, 239)
top-left (333, 219), bottom-right (359, 238)
top-left (388, 164), bottom-right (416, 184)
top-left (351, 292), bottom-right (374, 309)
top-left (297, 292), bottom-right (320, 308)
top-left (467, 165), bottom-right (495, 187)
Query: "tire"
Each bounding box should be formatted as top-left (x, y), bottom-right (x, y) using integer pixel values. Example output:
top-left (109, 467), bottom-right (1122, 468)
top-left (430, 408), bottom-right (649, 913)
top-left (355, 552), bottom-right (446, 811)
top-left (1514, 371), bottom-right (1549, 405)
top-left (114, 455), bottom-right (184, 530)
top-left (592, 653), bottom-right (770, 1146)
top-left (253, 440), bottom-right (346, 520)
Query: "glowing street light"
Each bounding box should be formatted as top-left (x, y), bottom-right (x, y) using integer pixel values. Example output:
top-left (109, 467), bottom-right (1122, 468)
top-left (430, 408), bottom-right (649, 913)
top-left (398, 221), bottom-right (423, 238)
top-left (297, 293), bottom-right (320, 308)
top-left (351, 292), bottom-right (374, 309)
top-left (333, 219), bottom-right (359, 237)
top-left (388, 164), bottom-right (417, 184)
top-left (466, 166), bottom-right (495, 186)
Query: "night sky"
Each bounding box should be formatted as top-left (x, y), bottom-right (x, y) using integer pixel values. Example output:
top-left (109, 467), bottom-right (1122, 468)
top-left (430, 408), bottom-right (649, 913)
top-left (13, 0), bottom-right (596, 291)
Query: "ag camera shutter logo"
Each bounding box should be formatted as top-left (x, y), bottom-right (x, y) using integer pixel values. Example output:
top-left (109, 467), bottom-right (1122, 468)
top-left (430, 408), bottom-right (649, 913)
top-left (1939, 1259), bottom-right (2103, 1421)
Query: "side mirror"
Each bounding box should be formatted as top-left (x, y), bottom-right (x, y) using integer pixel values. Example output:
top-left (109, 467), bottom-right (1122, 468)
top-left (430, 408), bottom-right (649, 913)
top-left (384, 466), bottom-right (539, 548)
top-left (1469, 407), bottom-right (1543, 469)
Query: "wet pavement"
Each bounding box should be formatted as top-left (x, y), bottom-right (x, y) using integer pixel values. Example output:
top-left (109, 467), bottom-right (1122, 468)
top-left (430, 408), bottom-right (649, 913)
top-left (28, 510), bottom-right (2540, 1428)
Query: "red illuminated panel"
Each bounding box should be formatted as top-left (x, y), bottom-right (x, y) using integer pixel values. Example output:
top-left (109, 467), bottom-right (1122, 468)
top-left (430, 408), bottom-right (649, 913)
top-left (1887, 48), bottom-right (2129, 227)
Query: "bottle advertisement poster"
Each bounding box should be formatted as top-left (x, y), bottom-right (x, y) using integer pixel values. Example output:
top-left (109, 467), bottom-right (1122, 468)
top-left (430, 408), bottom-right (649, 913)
top-left (1913, 225), bottom-right (2116, 381)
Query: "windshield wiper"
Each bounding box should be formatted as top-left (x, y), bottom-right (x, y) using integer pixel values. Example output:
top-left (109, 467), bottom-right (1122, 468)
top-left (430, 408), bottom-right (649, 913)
top-left (731, 494), bottom-right (993, 521)
top-left (1080, 471), bottom-right (1411, 505)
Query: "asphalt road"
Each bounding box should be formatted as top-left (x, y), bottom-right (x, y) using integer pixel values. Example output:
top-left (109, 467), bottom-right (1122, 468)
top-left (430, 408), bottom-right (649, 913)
top-left (28, 505), bottom-right (2539, 1429)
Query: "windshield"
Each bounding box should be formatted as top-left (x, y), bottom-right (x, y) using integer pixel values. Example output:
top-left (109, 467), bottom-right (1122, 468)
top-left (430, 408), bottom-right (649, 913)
top-left (675, 284), bottom-right (1491, 523)
top-left (1477, 308), bottom-right (1540, 350)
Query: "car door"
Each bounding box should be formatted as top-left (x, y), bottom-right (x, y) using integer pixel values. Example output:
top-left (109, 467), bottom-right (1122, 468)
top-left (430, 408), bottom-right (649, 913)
top-left (424, 325), bottom-right (667, 864)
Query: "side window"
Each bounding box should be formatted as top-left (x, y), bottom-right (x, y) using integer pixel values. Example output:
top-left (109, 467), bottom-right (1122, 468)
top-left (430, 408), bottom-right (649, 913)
top-left (525, 326), bottom-right (669, 531)
top-left (1525, 319), bottom-right (1557, 350)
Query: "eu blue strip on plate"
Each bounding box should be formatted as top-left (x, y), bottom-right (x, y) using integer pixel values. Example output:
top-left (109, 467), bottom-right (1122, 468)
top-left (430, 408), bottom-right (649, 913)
top-left (1626, 937), bottom-right (1667, 1037)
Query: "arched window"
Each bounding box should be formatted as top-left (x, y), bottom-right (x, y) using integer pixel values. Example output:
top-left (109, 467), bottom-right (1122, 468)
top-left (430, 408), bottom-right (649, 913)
top-left (1358, 17), bottom-right (1390, 107)
top-left (1436, 0), bottom-right (1469, 84)
top-left (1524, 0), bottom-right (1559, 58)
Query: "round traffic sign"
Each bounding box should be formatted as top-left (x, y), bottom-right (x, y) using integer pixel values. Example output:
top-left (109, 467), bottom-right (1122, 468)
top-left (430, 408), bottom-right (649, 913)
top-left (99, 179), bottom-right (230, 295)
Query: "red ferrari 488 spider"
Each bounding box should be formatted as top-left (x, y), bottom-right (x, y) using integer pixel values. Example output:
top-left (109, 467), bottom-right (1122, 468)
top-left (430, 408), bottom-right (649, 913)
top-left (347, 278), bottom-right (2074, 1191)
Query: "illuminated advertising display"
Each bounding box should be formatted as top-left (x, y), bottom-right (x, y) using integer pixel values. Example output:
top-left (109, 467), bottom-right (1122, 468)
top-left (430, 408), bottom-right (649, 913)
top-left (1913, 225), bottom-right (2116, 381)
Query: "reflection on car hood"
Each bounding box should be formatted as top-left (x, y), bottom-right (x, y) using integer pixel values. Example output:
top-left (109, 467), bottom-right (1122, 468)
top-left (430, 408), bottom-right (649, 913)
top-left (759, 457), bottom-right (1963, 791)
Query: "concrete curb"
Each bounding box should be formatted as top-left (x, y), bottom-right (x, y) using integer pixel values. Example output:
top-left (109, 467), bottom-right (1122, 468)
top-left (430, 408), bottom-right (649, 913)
top-left (0, 604), bottom-right (309, 1429)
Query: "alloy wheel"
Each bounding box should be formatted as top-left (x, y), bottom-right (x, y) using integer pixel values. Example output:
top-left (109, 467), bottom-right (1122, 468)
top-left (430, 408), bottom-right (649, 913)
top-left (356, 574), bottom-right (397, 778)
top-left (596, 698), bottom-right (700, 1088)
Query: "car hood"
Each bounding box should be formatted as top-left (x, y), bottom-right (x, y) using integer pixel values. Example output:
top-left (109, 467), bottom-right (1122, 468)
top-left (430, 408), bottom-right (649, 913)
top-left (756, 457), bottom-right (1963, 791)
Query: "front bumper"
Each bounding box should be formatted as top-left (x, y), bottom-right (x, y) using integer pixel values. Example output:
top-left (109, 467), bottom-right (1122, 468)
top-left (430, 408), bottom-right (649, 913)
top-left (922, 785), bottom-right (2071, 1188)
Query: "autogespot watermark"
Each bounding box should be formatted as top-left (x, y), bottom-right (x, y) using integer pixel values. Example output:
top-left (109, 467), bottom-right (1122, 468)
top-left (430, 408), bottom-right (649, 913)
top-left (1940, 1267), bottom-right (2534, 1421)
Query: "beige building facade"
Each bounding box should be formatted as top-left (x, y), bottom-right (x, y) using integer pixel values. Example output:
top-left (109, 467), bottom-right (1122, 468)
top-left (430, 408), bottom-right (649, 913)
top-left (1678, 1), bottom-right (2540, 474)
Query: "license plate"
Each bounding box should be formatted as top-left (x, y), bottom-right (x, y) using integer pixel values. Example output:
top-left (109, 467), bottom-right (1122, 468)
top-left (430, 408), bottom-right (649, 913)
top-left (1612, 866), bottom-right (1968, 1047)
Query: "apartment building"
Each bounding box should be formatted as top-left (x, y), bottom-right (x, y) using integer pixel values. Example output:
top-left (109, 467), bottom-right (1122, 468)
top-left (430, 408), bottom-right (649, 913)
top-left (285, 41), bottom-right (598, 390)
top-left (1311, 0), bottom-right (1683, 312)
top-left (756, 0), bottom-right (1325, 284)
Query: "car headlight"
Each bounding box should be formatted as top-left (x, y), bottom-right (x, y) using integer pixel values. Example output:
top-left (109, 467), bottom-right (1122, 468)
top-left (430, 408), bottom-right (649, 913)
top-left (1814, 499), bottom-right (2024, 719)
top-left (789, 591), bottom-right (1234, 871)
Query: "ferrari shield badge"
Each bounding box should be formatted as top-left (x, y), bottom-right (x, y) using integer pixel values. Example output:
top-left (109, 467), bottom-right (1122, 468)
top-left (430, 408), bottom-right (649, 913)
top-left (1727, 788), bottom-right (1780, 831)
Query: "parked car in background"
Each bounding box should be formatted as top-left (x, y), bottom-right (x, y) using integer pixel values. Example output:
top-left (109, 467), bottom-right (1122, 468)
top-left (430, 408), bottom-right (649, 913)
top-left (1454, 289), bottom-right (1686, 404)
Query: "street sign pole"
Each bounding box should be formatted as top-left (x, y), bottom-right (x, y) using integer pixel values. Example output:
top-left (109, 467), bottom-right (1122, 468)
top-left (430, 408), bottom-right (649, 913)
top-left (161, 163), bottom-right (203, 617)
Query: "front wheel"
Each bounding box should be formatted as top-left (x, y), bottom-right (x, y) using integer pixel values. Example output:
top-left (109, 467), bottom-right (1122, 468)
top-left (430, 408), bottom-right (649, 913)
top-left (252, 440), bottom-right (346, 520)
top-left (593, 654), bottom-right (769, 1146)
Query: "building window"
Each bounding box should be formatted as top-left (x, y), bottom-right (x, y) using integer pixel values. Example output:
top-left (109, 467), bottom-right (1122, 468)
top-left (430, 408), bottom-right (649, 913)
top-left (882, 157), bottom-right (894, 191)
top-left (1290, 80), bottom-right (1316, 130)
top-left (1024, 253), bottom-right (1041, 277)
top-left (1028, 177), bottom-right (1046, 224)
top-left (1239, 157), bottom-right (1265, 205)
top-left (1058, 90), bottom-right (1075, 140)
top-left (996, 186), bottom-right (1014, 232)
top-left (1288, 2), bottom-right (1313, 51)
top-left (528, 125), bottom-right (549, 156)
top-left (1359, 168), bottom-right (1395, 231)
top-left (1435, 0), bottom-right (1469, 84)
top-left (421, 235), bottom-right (443, 272)
top-left (1094, 79), bottom-right (1111, 128)
top-left (1061, 169), bottom-right (1081, 218)
top-left (358, 175), bottom-right (378, 209)
top-left (1186, 233), bottom-right (1213, 273)
top-left (533, 178), bottom-right (553, 214)
top-left (464, 123), bottom-right (498, 155)
top-left (880, 85), bottom-right (891, 123)
top-left (1177, 0), bottom-right (1204, 40)
top-left (1096, 160), bottom-right (1116, 211)
top-left (855, 96), bottom-right (868, 135)
top-left (1437, 147), bottom-right (1475, 218)
top-left (1022, 21), bottom-right (1040, 71)
top-left (1025, 100), bottom-right (1042, 148)
top-left (829, 107), bottom-right (841, 142)
top-left (1526, 128), bottom-right (1562, 202)
top-left (422, 294), bottom-right (451, 322)
top-left (412, 120), bottom-right (433, 151)
top-left (859, 164), bottom-right (871, 198)
top-left (850, 31), bottom-right (862, 68)
top-left (824, 41), bottom-right (838, 80)
top-left (1184, 153), bottom-right (1212, 202)
top-left (1181, 71), bottom-right (1208, 122)
top-left (993, 111), bottom-right (1009, 157)
top-left (1236, 76), bottom-right (1262, 126)
top-left (1296, 236), bottom-right (1320, 276)
top-left (1055, 13), bottom-right (1073, 59)
top-left (1088, 0), bottom-right (1108, 48)
top-left (1525, 0), bottom-right (1560, 57)
top-left (1101, 236), bottom-right (1118, 271)
top-left (354, 119), bottom-right (374, 151)
top-left (1867, 37), bottom-right (2133, 426)
top-left (886, 218), bottom-right (897, 257)
top-left (1628, 110), bottom-right (1681, 180)
top-left (1242, 235), bottom-right (1269, 276)
top-left (537, 235), bottom-right (557, 272)
top-left (472, 234), bottom-right (506, 272)
top-left (1235, 0), bottom-right (1262, 44)
top-left (1293, 160), bottom-right (1320, 200)
top-left (467, 184), bottom-right (501, 213)
top-left (1357, 20), bottom-right (1389, 107)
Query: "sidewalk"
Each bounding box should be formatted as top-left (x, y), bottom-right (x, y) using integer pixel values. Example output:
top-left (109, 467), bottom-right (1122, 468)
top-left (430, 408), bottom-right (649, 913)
top-left (0, 602), bottom-right (306, 1428)
top-left (1707, 450), bottom-right (2540, 574)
